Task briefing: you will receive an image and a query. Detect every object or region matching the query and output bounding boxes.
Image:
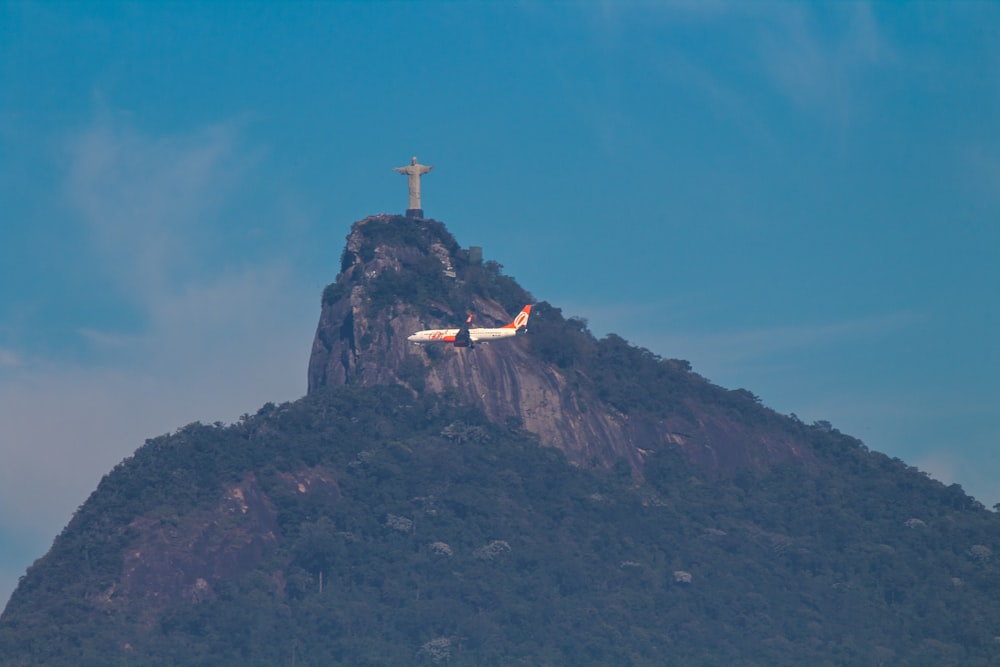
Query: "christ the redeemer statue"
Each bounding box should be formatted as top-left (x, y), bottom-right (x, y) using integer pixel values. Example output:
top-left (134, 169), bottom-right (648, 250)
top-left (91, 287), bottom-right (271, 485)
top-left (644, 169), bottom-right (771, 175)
top-left (393, 156), bottom-right (434, 218)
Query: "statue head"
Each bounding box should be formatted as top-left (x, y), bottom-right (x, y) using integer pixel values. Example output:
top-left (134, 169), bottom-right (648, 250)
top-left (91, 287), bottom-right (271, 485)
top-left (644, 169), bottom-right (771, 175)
top-left (411, 156), bottom-right (418, 164)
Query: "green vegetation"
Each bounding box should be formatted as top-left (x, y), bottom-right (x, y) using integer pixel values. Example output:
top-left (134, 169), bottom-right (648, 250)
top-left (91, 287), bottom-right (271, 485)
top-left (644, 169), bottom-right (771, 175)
top-left (2, 385), bottom-right (999, 666)
top-left (4, 216), bottom-right (1000, 665)
top-left (327, 216), bottom-right (532, 319)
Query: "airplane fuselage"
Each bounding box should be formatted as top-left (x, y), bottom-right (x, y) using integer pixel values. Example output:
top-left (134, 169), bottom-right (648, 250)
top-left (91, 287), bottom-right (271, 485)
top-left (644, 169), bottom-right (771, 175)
top-left (407, 326), bottom-right (521, 344)
top-left (408, 305), bottom-right (531, 347)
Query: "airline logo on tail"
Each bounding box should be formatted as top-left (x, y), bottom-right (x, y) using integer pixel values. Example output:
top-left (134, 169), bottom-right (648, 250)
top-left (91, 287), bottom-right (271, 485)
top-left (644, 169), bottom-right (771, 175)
top-left (508, 306), bottom-right (531, 330)
top-left (408, 304), bottom-right (532, 348)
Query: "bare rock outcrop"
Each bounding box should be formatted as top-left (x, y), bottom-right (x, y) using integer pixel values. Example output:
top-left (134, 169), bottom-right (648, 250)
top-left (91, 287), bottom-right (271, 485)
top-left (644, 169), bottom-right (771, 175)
top-left (308, 215), bottom-right (810, 477)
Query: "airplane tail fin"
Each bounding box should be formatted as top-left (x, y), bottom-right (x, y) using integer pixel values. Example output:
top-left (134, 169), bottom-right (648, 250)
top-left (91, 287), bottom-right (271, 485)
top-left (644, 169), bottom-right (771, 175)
top-left (502, 304), bottom-right (532, 331)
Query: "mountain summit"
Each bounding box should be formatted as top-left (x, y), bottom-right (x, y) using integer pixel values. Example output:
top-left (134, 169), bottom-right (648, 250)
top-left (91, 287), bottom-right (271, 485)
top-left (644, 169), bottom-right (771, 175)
top-left (3, 214), bottom-right (999, 666)
top-left (308, 214), bottom-right (808, 477)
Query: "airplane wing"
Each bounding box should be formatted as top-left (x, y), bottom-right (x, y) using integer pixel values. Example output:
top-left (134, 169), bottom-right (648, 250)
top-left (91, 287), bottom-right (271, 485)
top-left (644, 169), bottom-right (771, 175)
top-left (454, 313), bottom-right (474, 347)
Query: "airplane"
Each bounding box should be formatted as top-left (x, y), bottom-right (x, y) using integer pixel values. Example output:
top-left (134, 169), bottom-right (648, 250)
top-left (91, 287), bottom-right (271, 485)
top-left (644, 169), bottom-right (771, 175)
top-left (408, 304), bottom-right (532, 348)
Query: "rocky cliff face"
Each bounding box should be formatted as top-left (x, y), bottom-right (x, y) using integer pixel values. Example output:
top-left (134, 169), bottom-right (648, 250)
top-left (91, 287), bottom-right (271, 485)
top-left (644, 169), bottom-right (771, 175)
top-left (308, 215), bottom-right (810, 477)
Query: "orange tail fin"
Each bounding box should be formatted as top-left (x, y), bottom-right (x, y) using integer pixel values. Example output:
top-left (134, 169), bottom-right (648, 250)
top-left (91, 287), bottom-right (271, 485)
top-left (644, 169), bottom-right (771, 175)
top-left (503, 304), bottom-right (532, 329)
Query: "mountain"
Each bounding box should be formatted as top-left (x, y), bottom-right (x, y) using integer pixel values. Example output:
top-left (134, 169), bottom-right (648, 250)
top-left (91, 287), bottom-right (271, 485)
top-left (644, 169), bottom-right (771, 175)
top-left (2, 214), bottom-right (999, 666)
top-left (308, 215), bottom-right (808, 477)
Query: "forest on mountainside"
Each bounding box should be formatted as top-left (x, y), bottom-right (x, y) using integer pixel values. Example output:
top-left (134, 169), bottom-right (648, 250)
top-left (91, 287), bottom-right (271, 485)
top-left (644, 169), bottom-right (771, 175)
top-left (3, 382), bottom-right (998, 666)
top-left (4, 215), bottom-right (999, 666)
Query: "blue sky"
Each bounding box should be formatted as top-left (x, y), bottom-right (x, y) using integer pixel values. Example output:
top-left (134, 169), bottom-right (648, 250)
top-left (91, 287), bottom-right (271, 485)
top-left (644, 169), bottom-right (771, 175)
top-left (2, 2), bottom-right (998, 608)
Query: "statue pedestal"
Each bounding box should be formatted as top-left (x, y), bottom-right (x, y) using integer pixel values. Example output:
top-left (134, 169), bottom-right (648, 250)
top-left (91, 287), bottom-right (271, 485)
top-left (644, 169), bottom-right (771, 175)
top-left (405, 209), bottom-right (424, 219)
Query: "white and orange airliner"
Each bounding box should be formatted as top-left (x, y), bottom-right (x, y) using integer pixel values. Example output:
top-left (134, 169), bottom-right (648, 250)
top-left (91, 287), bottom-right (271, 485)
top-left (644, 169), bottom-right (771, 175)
top-left (408, 305), bottom-right (532, 348)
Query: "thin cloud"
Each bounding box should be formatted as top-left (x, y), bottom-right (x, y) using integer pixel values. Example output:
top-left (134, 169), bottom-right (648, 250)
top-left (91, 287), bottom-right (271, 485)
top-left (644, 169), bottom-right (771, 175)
top-left (573, 2), bottom-right (895, 148)
top-left (570, 299), bottom-right (919, 368)
top-left (75, 327), bottom-right (138, 349)
top-left (64, 110), bottom-right (257, 300)
top-left (0, 349), bottom-right (20, 368)
top-left (0, 268), bottom-right (314, 530)
top-left (912, 452), bottom-right (956, 488)
top-left (754, 3), bottom-right (893, 121)
top-left (0, 112), bottom-right (316, 610)
top-left (648, 311), bottom-right (919, 366)
top-left (909, 440), bottom-right (999, 510)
